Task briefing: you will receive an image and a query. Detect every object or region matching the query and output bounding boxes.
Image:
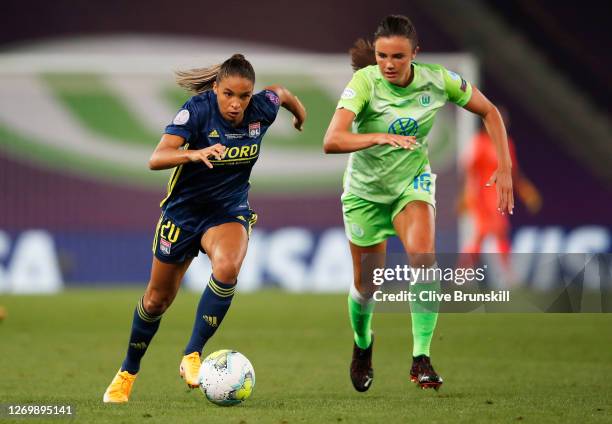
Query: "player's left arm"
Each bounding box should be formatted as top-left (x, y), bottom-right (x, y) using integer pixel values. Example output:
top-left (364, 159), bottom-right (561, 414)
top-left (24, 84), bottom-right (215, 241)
top-left (264, 85), bottom-right (307, 131)
top-left (463, 87), bottom-right (514, 215)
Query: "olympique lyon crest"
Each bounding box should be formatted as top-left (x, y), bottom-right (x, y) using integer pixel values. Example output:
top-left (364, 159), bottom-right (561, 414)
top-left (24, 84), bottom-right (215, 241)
top-left (248, 122), bottom-right (261, 138)
top-left (160, 239), bottom-right (172, 255)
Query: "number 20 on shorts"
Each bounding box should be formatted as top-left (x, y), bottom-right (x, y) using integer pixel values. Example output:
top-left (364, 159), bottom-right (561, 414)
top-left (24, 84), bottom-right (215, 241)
top-left (160, 220), bottom-right (181, 242)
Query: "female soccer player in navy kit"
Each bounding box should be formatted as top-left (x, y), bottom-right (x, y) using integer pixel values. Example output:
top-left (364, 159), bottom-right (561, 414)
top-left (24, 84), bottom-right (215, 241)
top-left (103, 54), bottom-right (306, 403)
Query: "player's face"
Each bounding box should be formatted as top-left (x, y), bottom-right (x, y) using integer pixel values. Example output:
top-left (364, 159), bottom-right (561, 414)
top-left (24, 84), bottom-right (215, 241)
top-left (374, 36), bottom-right (418, 86)
top-left (213, 76), bottom-right (254, 125)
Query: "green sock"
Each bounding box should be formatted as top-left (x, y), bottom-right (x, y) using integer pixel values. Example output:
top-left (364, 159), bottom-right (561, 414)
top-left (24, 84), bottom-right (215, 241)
top-left (348, 294), bottom-right (374, 349)
top-left (410, 280), bottom-right (440, 357)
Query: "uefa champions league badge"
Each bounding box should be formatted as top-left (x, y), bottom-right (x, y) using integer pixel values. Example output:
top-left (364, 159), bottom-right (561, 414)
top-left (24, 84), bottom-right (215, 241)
top-left (173, 109), bottom-right (190, 125)
top-left (160, 239), bottom-right (172, 255)
top-left (248, 122), bottom-right (261, 138)
top-left (341, 87), bottom-right (356, 99)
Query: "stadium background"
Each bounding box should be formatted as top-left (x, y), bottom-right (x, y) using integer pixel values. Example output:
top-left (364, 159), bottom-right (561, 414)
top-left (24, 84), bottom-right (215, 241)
top-left (1, 0), bottom-right (610, 294)
top-left (1, 1), bottom-right (611, 423)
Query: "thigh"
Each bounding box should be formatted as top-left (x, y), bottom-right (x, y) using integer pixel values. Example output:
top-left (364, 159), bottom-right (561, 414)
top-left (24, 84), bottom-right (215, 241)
top-left (201, 222), bottom-right (249, 267)
top-left (392, 200), bottom-right (436, 267)
top-left (349, 240), bottom-right (387, 295)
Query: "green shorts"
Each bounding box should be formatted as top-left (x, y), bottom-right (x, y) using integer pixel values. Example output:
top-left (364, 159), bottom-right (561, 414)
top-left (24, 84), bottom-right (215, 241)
top-left (341, 172), bottom-right (436, 247)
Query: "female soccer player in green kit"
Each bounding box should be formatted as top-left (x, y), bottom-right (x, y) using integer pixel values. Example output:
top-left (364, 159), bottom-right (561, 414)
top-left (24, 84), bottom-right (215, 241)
top-left (324, 15), bottom-right (514, 391)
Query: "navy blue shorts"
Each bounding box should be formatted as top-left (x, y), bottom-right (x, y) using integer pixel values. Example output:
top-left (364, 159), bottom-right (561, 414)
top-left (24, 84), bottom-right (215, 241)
top-left (152, 206), bottom-right (257, 264)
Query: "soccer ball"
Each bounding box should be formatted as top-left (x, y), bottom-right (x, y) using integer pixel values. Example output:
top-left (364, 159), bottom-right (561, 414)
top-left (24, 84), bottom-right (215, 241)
top-left (198, 349), bottom-right (255, 406)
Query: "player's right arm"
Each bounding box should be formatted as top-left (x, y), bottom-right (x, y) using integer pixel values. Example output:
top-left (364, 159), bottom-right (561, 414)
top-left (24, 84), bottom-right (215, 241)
top-left (150, 97), bottom-right (226, 170)
top-left (323, 70), bottom-right (417, 153)
top-left (324, 109), bottom-right (418, 153)
top-left (148, 134), bottom-right (226, 170)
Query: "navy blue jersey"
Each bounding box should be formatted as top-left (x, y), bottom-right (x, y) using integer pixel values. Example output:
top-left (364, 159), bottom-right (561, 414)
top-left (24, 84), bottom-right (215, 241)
top-left (160, 89), bottom-right (281, 215)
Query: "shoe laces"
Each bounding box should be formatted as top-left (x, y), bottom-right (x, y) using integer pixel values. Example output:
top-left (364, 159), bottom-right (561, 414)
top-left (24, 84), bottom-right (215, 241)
top-left (413, 355), bottom-right (435, 375)
top-left (185, 353), bottom-right (200, 375)
top-left (111, 372), bottom-right (131, 395)
top-left (352, 346), bottom-right (372, 371)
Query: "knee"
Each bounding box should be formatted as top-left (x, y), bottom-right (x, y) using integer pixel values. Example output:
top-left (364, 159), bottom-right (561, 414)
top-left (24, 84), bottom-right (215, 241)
top-left (212, 254), bottom-right (241, 283)
top-left (408, 251), bottom-right (437, 268)
top-left (143, 290), bottom-right (172, 315)
top-left (403, 234), bottom-right (435, 268)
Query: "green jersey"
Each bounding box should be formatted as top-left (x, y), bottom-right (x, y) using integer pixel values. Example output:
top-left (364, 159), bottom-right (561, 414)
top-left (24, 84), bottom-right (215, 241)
top-left (337, 62), bottom-right (472, 203)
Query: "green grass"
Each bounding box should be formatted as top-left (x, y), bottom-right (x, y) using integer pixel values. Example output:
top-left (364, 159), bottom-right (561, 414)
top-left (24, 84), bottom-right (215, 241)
top-left (1, 289), bottom-right (611, 423)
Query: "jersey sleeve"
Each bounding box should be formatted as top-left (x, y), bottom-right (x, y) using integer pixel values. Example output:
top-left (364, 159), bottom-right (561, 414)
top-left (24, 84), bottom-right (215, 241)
top-left (336, 70), bottom-right (371, 115)
top-left (442, 67), bottom-right (473, 107)
top-left (253, 89), bottom-right (281, 125)
top-left (164, 97), bottom-right (202, 142)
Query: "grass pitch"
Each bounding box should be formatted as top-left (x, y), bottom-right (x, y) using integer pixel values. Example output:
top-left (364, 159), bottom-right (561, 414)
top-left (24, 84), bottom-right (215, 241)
top-left (1, 289), bottom-right (611, 423)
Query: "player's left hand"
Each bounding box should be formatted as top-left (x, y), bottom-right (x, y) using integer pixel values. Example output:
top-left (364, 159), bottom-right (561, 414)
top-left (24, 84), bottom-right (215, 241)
top-left (486, 167), bottom-right (514, 215)
top-left (293, 96), bottom-right (306, 131)
top-left (293, 116), bottom-right (304, 131)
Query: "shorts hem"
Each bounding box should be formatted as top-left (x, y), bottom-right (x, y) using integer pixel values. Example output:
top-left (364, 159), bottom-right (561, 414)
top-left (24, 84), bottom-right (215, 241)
top-left (153, 252), bottom-right (196, 264)
top-left (205, 216), bottom-right (251, 235)
top-left (391, 196), bottom-right (436, 221)
top-left (345, 230), bottom-right (392, 247)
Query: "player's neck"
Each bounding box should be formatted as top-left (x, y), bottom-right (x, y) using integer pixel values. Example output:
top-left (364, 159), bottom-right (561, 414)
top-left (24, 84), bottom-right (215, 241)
top-left (396, 64), bottom-right (415, 88)
top-left (220, 111), bottom-right (245, 127)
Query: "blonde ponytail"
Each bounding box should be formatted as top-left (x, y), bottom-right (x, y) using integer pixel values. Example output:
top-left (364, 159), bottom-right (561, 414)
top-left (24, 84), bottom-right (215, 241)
top-left (175, 63), bottom-right (222, 94)
top-left (175, 54), bottom-right (255, 94)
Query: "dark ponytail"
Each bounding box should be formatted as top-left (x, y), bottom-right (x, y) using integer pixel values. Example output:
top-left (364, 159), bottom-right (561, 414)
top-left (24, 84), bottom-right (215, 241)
top-left (349, 39), bottom-right (376, 72)
top-left (175, 53), bottom-right (256, 94)
top-left (349, 15), bottom-right (419, 71)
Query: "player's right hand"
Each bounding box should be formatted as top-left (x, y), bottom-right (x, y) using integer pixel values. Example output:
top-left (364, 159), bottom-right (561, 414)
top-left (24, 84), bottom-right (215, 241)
top-left (374, 134), bottom-right (419, 150)
top-left (188, 143), bottom-right (226, 168)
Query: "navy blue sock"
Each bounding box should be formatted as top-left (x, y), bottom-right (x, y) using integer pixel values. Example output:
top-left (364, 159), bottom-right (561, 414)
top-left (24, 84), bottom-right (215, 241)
top-left (120, 297), bottom-right (162, 374)
top-left (184, 274), bottom-right (236, 355)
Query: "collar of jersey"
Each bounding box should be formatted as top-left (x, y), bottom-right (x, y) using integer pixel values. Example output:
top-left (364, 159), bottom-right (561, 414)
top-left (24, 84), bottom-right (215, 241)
top-left (377, 63), bottom-right (419, 95)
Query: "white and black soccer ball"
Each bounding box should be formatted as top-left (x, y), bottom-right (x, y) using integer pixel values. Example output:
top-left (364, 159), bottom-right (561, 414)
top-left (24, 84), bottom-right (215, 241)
top-left (198, 349), bottom-right (255, 406)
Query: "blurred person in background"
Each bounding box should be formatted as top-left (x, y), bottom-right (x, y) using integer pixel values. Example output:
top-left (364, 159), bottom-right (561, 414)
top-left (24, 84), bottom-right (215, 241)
top-left (324, 15), bottom-right (513, 392)
top-left (459, 107), bottom-right (542, 271)
top-left (103, 54), bottom-right (306, 403)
